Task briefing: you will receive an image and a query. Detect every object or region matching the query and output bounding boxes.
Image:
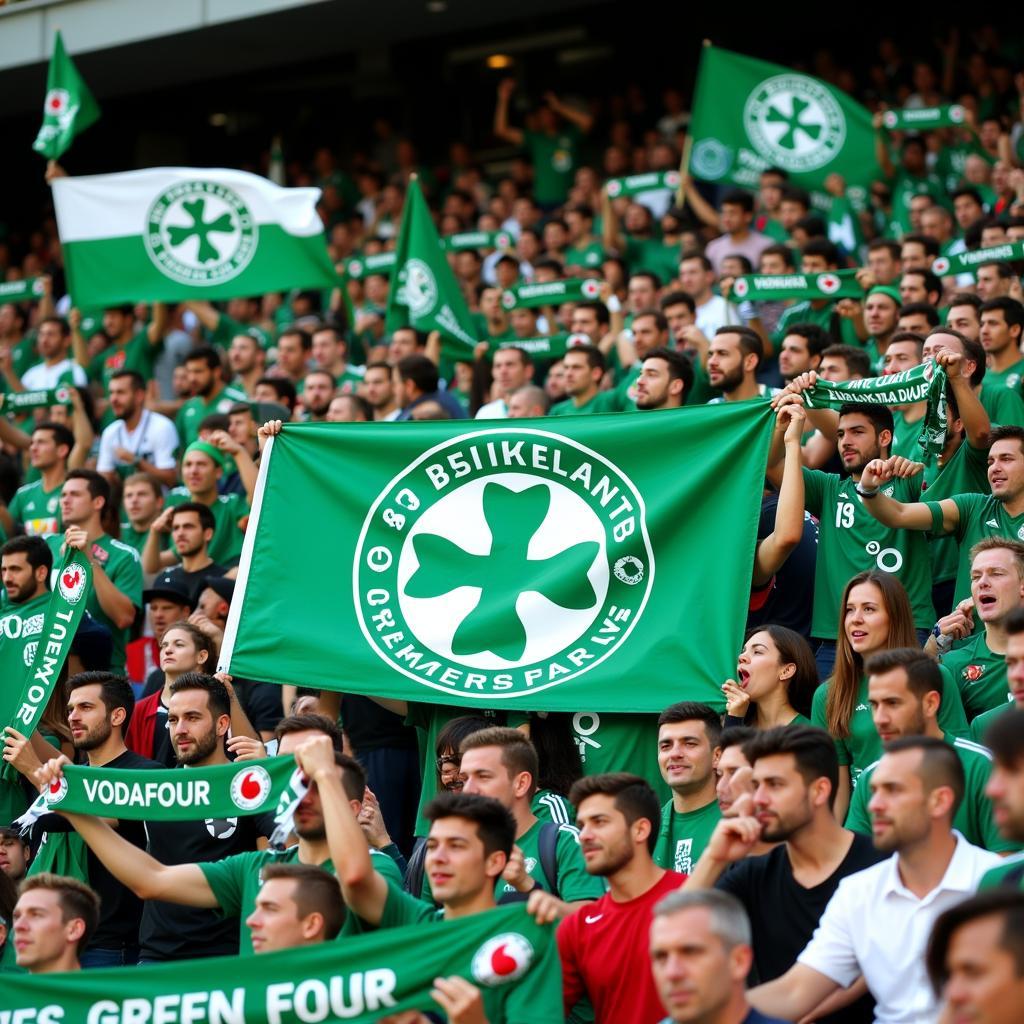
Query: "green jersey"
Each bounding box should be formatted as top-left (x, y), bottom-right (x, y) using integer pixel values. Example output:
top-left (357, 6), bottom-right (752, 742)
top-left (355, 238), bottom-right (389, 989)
top-left (970, 700), bottom-right (1015, 744)
top-left (622, 236), bottom-right (681, 283)
top-left (46, 534), bottom-right (141, 674)
top-left (771, 301), bottom-right (860, 348)
top-left (811, 671), bottom-right (967, 782)
top-left (890, 409), bottom-right (928, 462)
top-left (885, 168), bottom-right (946, 234)
top-left (923, 441), bottom-right (990, 584)
top-left (523, 126), bottom-right (581, 206)
top-left (845, 734), bottom-right (1015, 852)
top-left (984, 360), bottom-right (1024, 393)
top-left (335, 365), bottom-right (366, 394)
top-left (980, 384), bottom-right (1024, 427)
top-left (979, 853), bottom-right (1024, 890)
top-left (497, 819), bottom-right (605, 903)
top-left (199, 845), bottom-right (402, 950)
top-left (86, 328), bottom-right (161, 389)
top-left (571, 711), bottom-right (670, 803)
top-left (379, 882), bottom-right (564, 1024)
top-left (803, 469), bottom-right (935, 638)
top-left (165, 488), bottom-right (249, 567)
top-left (10, 331), bottom-right (40, 381)
top-left (8, 479), bottom-right (62, 537)
top-left (549, 390), bottom-right (632, 416)
top-left (532, 789), bottom-right (575, 827)
top-left (564, 242), bottom-right (605, 271)
top-left (941, 631), bottom-right (1009, 721)
top-left (208, 313), bottom-right (272, 352)
top-left (652, 799), bottom-right (722, 875)
top-left (176, 385), bottom-right (250, 448)
top-left (117, 522), bottom-right (149, 558)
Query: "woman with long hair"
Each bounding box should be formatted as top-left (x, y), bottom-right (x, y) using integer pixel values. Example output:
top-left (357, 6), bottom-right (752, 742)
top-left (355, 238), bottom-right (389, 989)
top-left (811, 570), bottom-right (968, 819)
top-left (518, 712), bottom-right (583, 827)
top-left (722, 625), bottom-right (818, 729)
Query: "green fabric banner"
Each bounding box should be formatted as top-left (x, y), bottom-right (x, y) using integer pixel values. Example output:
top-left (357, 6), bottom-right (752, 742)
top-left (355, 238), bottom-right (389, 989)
top-left (729, 268), bottom-right (863, 302)
top-left (0, 549), bottom-right (90, 782)
top-left (501, 279), bottom-right (602, 310)
top-left (20, 755), bottom-right (297, 822)
top-left (604, 171), bottom-right (681, 199)
top-left (0, 386), bottom-right (74, 413)
top-left (803, 363), bottom-right (948, 455)
top-left (442, 230), bottom-right (514, 252)
top-left (2, 903), bottom-right (561, 1024)
top-left (384, 178), bottom-right (478, 350)
top-left (0, 277), bottom-right (44, 303)
top-left (222, 404), bottom-right (774, 711)
top-left (932, 241), bottom-right (1024, 276)
top-left (882, 105), bottom-right (966, 131)
top-left (689, 46), bottom-right (879, 190)
top-left (33, 31), bottom-right (100, 160)
top-left (342, 252), bottom-right (397, 280)
top-left (488, 334), bottom-right (586, 360)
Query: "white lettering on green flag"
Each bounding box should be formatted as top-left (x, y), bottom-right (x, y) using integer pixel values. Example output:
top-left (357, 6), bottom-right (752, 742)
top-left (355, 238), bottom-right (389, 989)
top-left (932, 242), bottom-right (1024, 276)
top-left (882, 105), bottom-right (966, 131)
top-left (729, 268), bottom-right (863, 302)
top-left (33, 31), bottom-right (100, 161)
top-left (689, 46), bottom-right (879, 190)
top-left (221, 405), bottom-right (774, 711)
top-left (604, 171), bottom-right (681, 199)
top-left (0, 387), bottom-right (73, 414)
top-left (52, 168), bottom-right (338, 307)
top-left (0, 277), bottom-right (44, 303)
top-left (1, 903), bottom-right (560, 1024)
top-left (502, 279), bottom-right (602, 310)
top-left (442, 231), bottom-right (514, 252)
top-left (489, 334), bottom-right (587, 360)
top-left (343, 251), bottom-right (398, 280)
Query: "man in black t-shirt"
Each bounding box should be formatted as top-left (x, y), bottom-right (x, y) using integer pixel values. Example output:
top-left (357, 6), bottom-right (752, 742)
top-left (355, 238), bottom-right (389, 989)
top-left (687, 726), bottom-right (883, 1024)
top-left (25, 672), bottom-right (161, 968)
top-left (139, 673), bottom-right (273, 963)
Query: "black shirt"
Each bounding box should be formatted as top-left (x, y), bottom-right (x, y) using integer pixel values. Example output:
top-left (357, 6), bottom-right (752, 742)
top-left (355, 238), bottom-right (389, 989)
top-left (342, 695), bottom-right (418, 753)
top-left (165, 561), bottom-right (227, 604)
top-left (34, 748), bottom-right (162, 950)
top-left (717, 831), bottom-right (884, 1024)
top-left (141, 803), bottom-right (274, 961)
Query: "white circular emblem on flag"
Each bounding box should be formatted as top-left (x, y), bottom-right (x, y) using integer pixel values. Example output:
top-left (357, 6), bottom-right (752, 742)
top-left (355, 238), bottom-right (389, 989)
top-left (501, 290), bottom-right (517, 310)
top-left (354, 428), bottom-right (654, 700)
top-left (606, 180), bottom-right (623, 198)
top-left (144, 180), bottom-right (258, 287)
top-left (882, 110), bottom-right (899, 130)
top-left (949, 104), bottom-right (965, 124)
top-left (45, 776), bottom-right (69, 806)
top-left (44, 89), bottom-right (69, 116)
top-left (230, 766), bottom-right (272, 810)
top-left (566, 333), bottom-right (590, 348)
top-left (58, 563), bottom-right (88, 605)
top-left (580, 280), bottom-right (601, 299)
top-left (404, 258), bottom-right (438, 318)
top-left (732, 278), bottom-right (749, 298)
top-left (690, 138), bottom-right (732, 180)
top-left (743, 75), bottom-right (846, 172)
top-left (495, 232), bottom-right (512, 250)
top-left (932, 257), bottom-right (950, 275)
top-left (471, 933), bottom-right (534, 986)
top-left (54, 386), bottom-right (71, 404)
top-left (664, 170), bottom-right (681, 189)
top-left (816, 273), bottom-right (841, 294)
top-left (347, 259), bottom-right (364, 279)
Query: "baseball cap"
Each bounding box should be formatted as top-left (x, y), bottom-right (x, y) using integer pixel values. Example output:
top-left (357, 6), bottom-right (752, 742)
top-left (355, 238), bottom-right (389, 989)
top-left (143, 573), bottom-right (196, 609)
top-left (201, 575), bottom-right (235, 605)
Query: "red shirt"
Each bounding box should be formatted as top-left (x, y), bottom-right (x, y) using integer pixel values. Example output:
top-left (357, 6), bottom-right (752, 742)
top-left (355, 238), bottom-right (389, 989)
top-left (557, 869), bottom-right (686, 1024)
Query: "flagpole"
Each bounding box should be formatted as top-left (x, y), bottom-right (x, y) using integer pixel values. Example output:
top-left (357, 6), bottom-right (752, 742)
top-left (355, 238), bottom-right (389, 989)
top-left (676, 38), bottom-right (711, 208)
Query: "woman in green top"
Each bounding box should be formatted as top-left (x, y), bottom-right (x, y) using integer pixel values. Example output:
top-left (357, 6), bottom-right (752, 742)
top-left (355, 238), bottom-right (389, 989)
top-left (811, 570), bottom-right (968, 820)
top-left (722, 625), bottom-right (818, 730)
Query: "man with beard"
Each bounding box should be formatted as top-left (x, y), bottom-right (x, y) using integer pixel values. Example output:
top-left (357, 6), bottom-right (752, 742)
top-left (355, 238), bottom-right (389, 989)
top-left (34, 739), bottom-right (402, 950)
top-left (142, 503), bottom-right (225, 599)
top-left (310, 323), bottom-right (364, 393)
top-left (138, 673), bottom-right (273, 963)
top-left (24, 673), bottom-right (160, 967)
top-left (96, 371), bottom-right (179, 488)
top-left (979, 298), bottom-right (1024, 393)
top-left (298, 369), bottom-right (335, 422)
top-left (844, 649), bottom-right (1011, 853)
top-left (175, 347), bottom-right (247, 448)
top-left (362, 361), bottom-right (400, 421)
top-left (227, 333), bottom-right (265, 397)
top-left (707, 327), bottom-right (777, 404)
top-left (689, 727), bottom-right (882, 1023)
top-left (747, 737), bottom-right (1001, 1024)
top-left (635, 348), bottom-right (692, 411)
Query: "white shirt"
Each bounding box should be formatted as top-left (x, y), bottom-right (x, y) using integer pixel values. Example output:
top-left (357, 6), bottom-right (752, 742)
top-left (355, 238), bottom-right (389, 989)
top-left (798, 832), bottom-right (1001, 1024)
top-left (476, 398), bottom-right (508, 419)
top-left (96, 410), bottom-right (179, 474)
top-left (695, 294), bottom-right (741, 339)
top-left (20, 358), bottom-right (87, 391)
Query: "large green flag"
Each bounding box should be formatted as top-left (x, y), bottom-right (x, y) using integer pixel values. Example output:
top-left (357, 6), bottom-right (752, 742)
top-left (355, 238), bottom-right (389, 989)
top-left (3, 903), bottom-right (561, 1024)
top-left (32, 31), bottom-right (100, 160)
top-left (385, 178), bottom-right (478, 351)
top-left (222, 404), bottom-right (774, 711)
top-left (689, 46), bottom-right (879, 191)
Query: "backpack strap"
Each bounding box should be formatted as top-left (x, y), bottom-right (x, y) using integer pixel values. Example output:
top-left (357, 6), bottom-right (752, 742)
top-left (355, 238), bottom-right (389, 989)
top-left (537, 821), bottom-right (561, 896)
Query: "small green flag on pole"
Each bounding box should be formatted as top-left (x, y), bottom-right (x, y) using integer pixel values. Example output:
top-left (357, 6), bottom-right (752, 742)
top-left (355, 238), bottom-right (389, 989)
top-left (385, 177), bottom-right (478, 351)
top-left (33, 31), bottom-right (100, 160)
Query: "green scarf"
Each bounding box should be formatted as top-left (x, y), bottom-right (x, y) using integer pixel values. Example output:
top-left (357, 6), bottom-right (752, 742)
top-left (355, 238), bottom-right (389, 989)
top-left (0, 387), bottom-right (74, 413)
top-left (0, 277), bottom-right (44, 303)
top-left (932, 241), bottom-right (1024, 276)
top-left (729, 268), bottom-right (863, 302)
top-left (803, 363), bottom-right (948, 456)
top-left (488, 333), bottom-right (582, 359)
top-left (882, 105), bottom-right (966, 131)
top-left (501, 278), bottom-right (601, 310)
top-left (442, 231), bottom-right (513, 252)
top-left (3, 903), bottom-right (557, 1023)
top-left (342, 252), bottom-right (397, 280)
top-left (605, 170), bottom-right (680, 198)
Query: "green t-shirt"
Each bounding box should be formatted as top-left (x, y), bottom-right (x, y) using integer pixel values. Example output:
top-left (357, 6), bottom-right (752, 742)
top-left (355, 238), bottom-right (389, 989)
top-left (941, 631), bottom-right (1010, 721)
top-left (8, 479), bottom-right (63, 537)
top-left (890, 409), bottom-right (928, 462)
top-left (117, 522), bottom-right (150, 558)
top-left (811, 671), bottom-right (967, 782)
top-left (885, 168), bottom-right (947, 234)
top-left (176, 385), bottom-right (250, 448)
top-left (845, 735), bottom-right (1016, 852)
top-left (46, 534), bottom-right (142, 674)
top-left (770, 301), bottom-right (860, 348)
top-left (984, 360), bottom-right (1024, 394)
top-left (803, 469), bottom-right (935, 638)
top-left (165, 488), bottom-right (249, 567)
top-left (924, 441), bottom-right (990, 584)
top-left (564, 242), bottom-right (605, 271)
top-left (336, 365), bottom-right (367, 394)
top-left (652, 798), bottom-right (722, 875)
top-left (379, 881), bottom-right (564, 1024)
top-left (622, 236), bottom-right (681, 283)
top-left (523, 126), bottom-right (582, 206)
top-left (86, 328), bottom-right (161, 389)
top-left (209, 314), bottom-right (272, 352)
top-left (0, 933), bottom-right (23, 973)
top-left (199, 845), bottom-right (402, 950)
top-left (11, 331), bottom-right (40, 381)
top-left (571, 711), bottom-right (670, 803)
top-left (496, 819), bottom-right (605, 903)
top-left (979, 852), bottom-right (1024, 890)
top-left (970, 699), bottom-right (1015, 744)
top-left (549, 390), bottom-right (631, 416)
top-left (980, 384), bottom-right (1024, 426)
top-left (935, 140), bottom-right (995, 194)
top-left (532, 789), bottom-right (575, 827)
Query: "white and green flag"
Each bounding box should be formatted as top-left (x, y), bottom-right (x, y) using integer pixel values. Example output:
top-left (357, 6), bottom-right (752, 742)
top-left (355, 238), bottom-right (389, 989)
top-left (52, 168), bottom-right (338, 307)
top-left (32, 31), bottom-right (100, 161)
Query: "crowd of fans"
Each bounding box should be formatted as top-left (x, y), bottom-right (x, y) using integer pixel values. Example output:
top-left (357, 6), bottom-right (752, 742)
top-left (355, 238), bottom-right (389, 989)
top-left (6, 30), bottom-right (1024, 1024)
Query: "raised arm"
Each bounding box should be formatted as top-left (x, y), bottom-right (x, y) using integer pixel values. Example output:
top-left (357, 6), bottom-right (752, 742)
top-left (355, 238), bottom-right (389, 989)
top-left (682, 178), bottom-right (720, 229)
top-left (938, 349), bottom-right (991, 449)
top-left (601, 188), bottom-right (623, 255)
top-left (182, 301), bottom-right (221, 333)
top-left (147, 302), bottom-right (169, 346)
top-left (858, 458), bottom-right (960, 532)
top-left (210, 430), bottom-right (257, 504)
top-left (494, 79), bottom-right (525, 146)
top-left (544, 91), bottom-right (593, 134)
top-left (66, 388), bottom-right (95, 471)
top-left (754, 405), bottom-right (806, 586)
top-left (872, 112), bottom-right (895, 179)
